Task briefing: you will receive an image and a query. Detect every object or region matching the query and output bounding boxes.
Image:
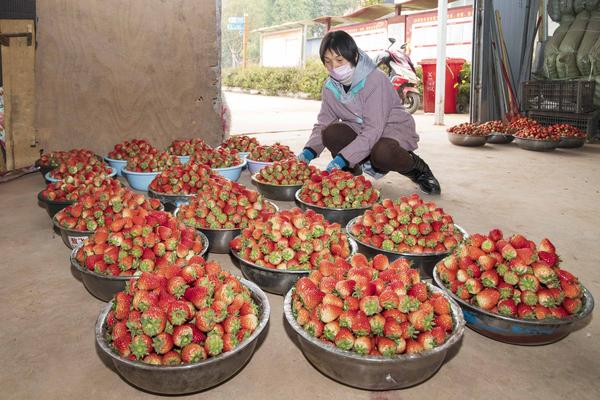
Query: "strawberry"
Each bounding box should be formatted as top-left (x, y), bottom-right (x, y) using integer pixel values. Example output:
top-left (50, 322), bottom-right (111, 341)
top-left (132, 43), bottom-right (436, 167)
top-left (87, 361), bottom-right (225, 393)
top-left (434, 314), bottom-right (453, 332)
top-left (172, 324), bottom-right (204, 348)
top-left (240, 314), bottom-right (259, 331)
top-left (195, 308), bottom-right (217, 332)
top-left (562, 298), bottom-right (582, 315)
top-left (167, 300), bottom-right (193, 326)
top-left (152, 332), bottom-right (174, 354)
top-left (113, 292), bottom-right (132, 320)
top-left (181, 343), bottom-right (207, 363)
top-left (130, 334), bottom-right (153, 359)
top-left (359, 296), bottom-right (381, 316)
top-left (205, 334), bottom-right (224, 357)
top-left (353, 336), bottom-right (373, 355)
top-left (475, 288), bottom-right (500, 310)
top-left (538, 238), bottom-right (556, 253)
top-left (430, 295), bottom-right (451, 315)
top-left (184, 286), bottom-right (211, 309)
top-left (334, 328), bottom-right (355, 351)
top-left (162, 350), bottom-right (182, 365)
top-left (481, 270), bottom-right (500, 288)
top-left (377, 337), bottom-right (398, 356)
top-left (497, 298), bottom-right (517, 317)
top-left (408, 309), bottom-right (434, 331)
top-left (141, 307), bottom-right (167, 337)
top-left (407, 282), bottom-right (428, 302)
top-left (318, 304), bottom-right (342, 323)
top-left (384, 318), bottom-right (403, 339)
top-left (167, 276), bottom-right (189, 299)
top-left (304, 319), bottom-right (325, 337)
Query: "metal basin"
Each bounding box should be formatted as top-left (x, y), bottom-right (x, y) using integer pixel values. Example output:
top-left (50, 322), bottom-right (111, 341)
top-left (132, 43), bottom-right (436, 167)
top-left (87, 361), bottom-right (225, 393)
top-left (175, 202), bottom-right (278, 254)
top-left (514, 137), bottom-right (558, 152)
top-left (251, 173), bottom-right (302, 202)
top-left (486, 133), bottom-right (514, 144)
top-left (295, 189), bottom-right (376, 226)
top-left (246, 159), bottom-right (273, 175)
top-left (447, 133), bottom-right (487, 147)
top-left (283, 284), bottom-right (465, 390)
top-left (37, 190), bottom-right (74, 219)
top-left (346, 217), bottom-right (468, 279)
top-left (53, 215), bottom-right (92, 249)
top-left (70, 232), bottom-right (208, 301)
top-left (557, 136), bottom-right (585, 149)
top-left (148, 188), bottom-right (196, 213)
top-left (230, 237), bottom-right (357, 295)
top-left (95, 279), bottom-right (270, 395)
top-left (432, 264), bottom-right (594, 345)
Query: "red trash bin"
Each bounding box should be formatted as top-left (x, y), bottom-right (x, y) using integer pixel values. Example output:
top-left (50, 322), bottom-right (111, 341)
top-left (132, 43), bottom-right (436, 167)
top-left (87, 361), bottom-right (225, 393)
top-left (418, 58), bottom-right (465, 114)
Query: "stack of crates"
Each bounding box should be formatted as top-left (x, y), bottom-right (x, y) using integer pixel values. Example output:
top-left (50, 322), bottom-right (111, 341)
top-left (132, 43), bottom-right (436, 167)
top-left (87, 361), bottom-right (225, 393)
top-left (522, 80), bottom-right (598, 141)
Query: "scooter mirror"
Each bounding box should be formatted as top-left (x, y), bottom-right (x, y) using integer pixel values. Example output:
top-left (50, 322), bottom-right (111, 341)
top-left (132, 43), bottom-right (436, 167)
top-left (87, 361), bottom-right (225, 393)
top-left (388, 37), bottom-right (396, 44)
top-left (400, 43), bottom-right (407, 50)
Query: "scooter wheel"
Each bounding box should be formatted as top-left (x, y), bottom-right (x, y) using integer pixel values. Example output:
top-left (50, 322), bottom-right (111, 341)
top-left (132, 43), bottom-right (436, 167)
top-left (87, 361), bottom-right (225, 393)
top-left (401, 91), bottom-right (420, 114)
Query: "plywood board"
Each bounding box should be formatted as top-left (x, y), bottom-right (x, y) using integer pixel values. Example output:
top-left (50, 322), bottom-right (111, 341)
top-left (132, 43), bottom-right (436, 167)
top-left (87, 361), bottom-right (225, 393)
top-left (1, 19), bottom-right (38, 170)
top-left (35, 0), bottom-right (222, 155)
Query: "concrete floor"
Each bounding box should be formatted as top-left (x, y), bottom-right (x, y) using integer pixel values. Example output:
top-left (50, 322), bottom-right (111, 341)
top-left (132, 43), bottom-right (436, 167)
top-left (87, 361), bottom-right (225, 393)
top-left (1, 93), bottom-right (600, 399)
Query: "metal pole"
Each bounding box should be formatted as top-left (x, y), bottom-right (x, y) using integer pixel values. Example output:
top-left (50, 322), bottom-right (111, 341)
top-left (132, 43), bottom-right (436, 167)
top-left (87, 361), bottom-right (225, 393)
top-left (434, 0), bottom-right (448, 125)
top-left (242, 14), bottom-right (249, 68)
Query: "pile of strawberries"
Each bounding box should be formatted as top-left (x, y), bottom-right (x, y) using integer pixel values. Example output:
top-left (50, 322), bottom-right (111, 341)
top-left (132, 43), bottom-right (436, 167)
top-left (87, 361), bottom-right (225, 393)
top-left (41, 178), bottom-right (122, 202)
top-left (349, 194), bottom-right (463, 254)
top-left (221, 135), bottom-right (260, 153)
top-left (247, 143), bottom-right (295, 162)
top-left (75, 209), bottom-right (205, 276)
top-left (55, 188), bottom-right (162, 232)
top-left (168, 139), bottom-right (212, 156)
top-left (255, 159), bottom-right (318, 186)
top-left (447, 123), bottom-right (485, 136)
top-left (106, 259), bottom-right (261, 364)
top-left (507, 117), bottom-right (541, 134)
top-left (149, 164), bottom-right (224, 195)
top-left (477, 120), bottom-right (507, 134)
top-left (230, 208), bottom-right (352, 271)
top-left (48, 155), bottom-right (113, 181)
top-left (437, 229), bottom-right (585, 319)
top-left (549, 123), bottom-right (586, 138)
top-left (108, 139), bottom-right (155, 160)
top-left (190, 148), bottom-right (243, 169)
top-left (126, 152), bottom-right (181, 173)
top-left (514, 125), bottom-right (560, 141)
top-left (39, 149), bottom-right (97, 169)
top-left (176, 181), bottom-right (276, 230)
top-left (298, 170), bottom-right (379, 209)
top-left (291, 253), bottom-right (456, 356)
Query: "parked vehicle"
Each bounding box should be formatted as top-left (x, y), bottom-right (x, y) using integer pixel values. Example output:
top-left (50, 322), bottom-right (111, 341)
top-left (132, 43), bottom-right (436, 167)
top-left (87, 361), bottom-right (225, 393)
top-left (374, 38), bottom-right (421, 114)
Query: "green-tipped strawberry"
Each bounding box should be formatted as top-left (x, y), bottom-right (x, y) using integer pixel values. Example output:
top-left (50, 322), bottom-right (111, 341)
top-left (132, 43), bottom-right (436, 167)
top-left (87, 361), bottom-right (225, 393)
top-left (167, 300), bottom-right (192, 326)
top-left (323, 321), bottom-right (340, 341)
top-left (475, 288), bottom-right (500, 310)
top-left (130, 334), bottom-right (153, 359)
top-left (162, 350), bottom-right (182, 365)
top-left (517, 304), bottom-right (536, 320)
top-left (204, 334), bottom-right (224, 357)
top-left (377, 337), bottom-right (397, 357)
top-left (562, 298), bottom-right (582, 315)
top-left (408, 309), bottom-right (434, 331)
top-left (181, 343), bottom-right (207, 363)
top-left (334, 328), bottom-right (355, 351)
top-left (141, 307), bottom-right (167, 337)
top-left (352, 336), bottom-right (373, 355)
top-left (501, 244), bottom-right (517, 261)
top-left (497, 298), bottom-right (517, 317)
top-left (152, 332), bottom-right (174, 354)
top-left (359, 296), bottom-right (382, 316)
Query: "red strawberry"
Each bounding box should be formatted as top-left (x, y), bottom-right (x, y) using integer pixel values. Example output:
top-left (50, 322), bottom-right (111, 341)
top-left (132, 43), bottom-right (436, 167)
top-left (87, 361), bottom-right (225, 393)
top-left (195, 308), bottom-right (217, 332)
top-left (430, 295), bottom-right (451, 315)
top-left (538, 251), bottom-right (559, 267)
top-left (319, 304), bottom-right (342, 323)
top-left (113, 334), bottom-right (132, 357)
top-left (162, 350), bottom-right (182, 365)
top-left (304, 319), bottom-right (325, 337)
top-left (407, 282), bottom-right (428, 302)
top-left (130, 334), bottom-right (153, 359)
top-left (141, 307), bottom-right (167, 337)
top-left (184, 286), bottom-right (211, 309)
top-left (408, 309), bottom-right (434, 331)
top-left (113, 292), bottom-right (132, 320)
top-left (240, 314), bottom-right (259, 331)
top-left (152, 332), bottom-right (174, 354)
top-left (353, 336), bottom-right (373, 355)
top-left (434, 314), bottom-right (453, 332)
top-left (136, 273), bottom-right (164, 291)
top-left (475, 288), bottom-right (500, 310)
top-left (562, 298), bottom-right (582, 315)
top-left (538, 238), bottom-right (556, 253)
top-left (517, 303), bottom-right (536, 319)
top-left (181, 343), bottom-right (207, 363)
top-left (383, 318), bottom-right (403, 339)
top-left (172, 324), bottom-right (204, 348)
top-left (167, 300), bottom-right (193, 326)
top-left (405, 339), bottom-right (424, 354)
top-left (377, 337), bottom-right (398, 356)
top-left (481, 270), bottom-right (499, 288)
top-left (358, 296), bottom-right (381, 316)
top-left (205, 334), bottom-right (224, 357)
top-left (167, 276), bottom-right (189, 299)
top-left (350, 311), bottom-right (371, 336)
top-left (334, 328), bottom-right (355, 351)
top-left (497, 298), bottom-right (517, 317)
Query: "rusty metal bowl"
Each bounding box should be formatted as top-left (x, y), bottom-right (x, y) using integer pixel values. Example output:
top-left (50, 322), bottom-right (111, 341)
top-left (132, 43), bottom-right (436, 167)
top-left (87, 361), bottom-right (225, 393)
top-left (557, 136), bottom-right (585, 149)
top-left (486, 132), bottom-right (514, 144)
top-left (447, 133), bottom-right (488, 147)
top-left (514, 137), bottom-right (559, 152)
top-left (53, 215), bottom-right (92, 249)
top-left (283, 283), bottom-right (465, 390)
top-left (432, 263), bottom-right (594, 345)
top-left (147, 188), bottom-right (196, 213)
top-left (95, 278), bottom-right (270, 394)
top-left (37, 190), bottom-right (74, 219)
top-left (250, 173), bottom-right (303, 202)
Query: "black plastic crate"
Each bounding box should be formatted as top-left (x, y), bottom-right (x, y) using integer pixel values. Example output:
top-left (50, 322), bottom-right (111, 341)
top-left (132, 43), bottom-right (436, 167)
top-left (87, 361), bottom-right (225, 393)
top-left (522, 80), bottom-right (595, 114)
top-left (527, 110), bottom-right (599, 140)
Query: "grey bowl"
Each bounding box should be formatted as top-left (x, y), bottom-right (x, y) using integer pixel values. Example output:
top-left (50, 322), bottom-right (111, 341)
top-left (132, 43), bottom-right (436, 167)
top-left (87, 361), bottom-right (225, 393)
top-left (514, 137), bottom-right (558, 152)
top-left (37, 190), bottom-right (74, 219)
top-left (283, 283), bottom-right (465, 390)
top-left (447, 133), bottom-right (487, 147)
top-left (557, 136), bottom-right (585, 149)
top-left (486, 133), bottom-right (514, 144)
top-left (251, 173), bottom-right (303, 202)
top-left (294, 189), bottom-right (377, 226)
top-left (230, 237), bottom-right (358, 295)
top-left (432, 264), bottom-right (594, 345)
top-left (53, 215), bottom-right (92, 249)
top-left (70, 232), bottom-right (209, 301)
top-left (148, 188), bottom-right (196, 213)
top-left (175, 202), bottom-right (278, 254)
top-left (346, 217), bottom-right (468, 279)
top-left (95, 278), bottom-right (270, 395)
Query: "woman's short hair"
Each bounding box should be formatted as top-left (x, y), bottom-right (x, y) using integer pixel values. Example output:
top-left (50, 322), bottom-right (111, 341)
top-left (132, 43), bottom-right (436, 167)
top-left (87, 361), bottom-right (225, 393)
top-left (319, 31), bottom-right (359, 66)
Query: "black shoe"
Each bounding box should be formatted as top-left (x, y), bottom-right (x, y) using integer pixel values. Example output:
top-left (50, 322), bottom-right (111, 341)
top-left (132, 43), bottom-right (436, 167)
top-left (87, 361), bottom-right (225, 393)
top-left (402, 153), bottom-right (441, 195)
top-left (343, 164), bottom-right (363, 176)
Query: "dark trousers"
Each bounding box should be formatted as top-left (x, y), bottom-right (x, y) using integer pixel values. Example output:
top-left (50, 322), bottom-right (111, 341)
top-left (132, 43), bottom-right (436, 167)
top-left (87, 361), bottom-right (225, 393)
top-left (321, 122), bottom-right (415, 173)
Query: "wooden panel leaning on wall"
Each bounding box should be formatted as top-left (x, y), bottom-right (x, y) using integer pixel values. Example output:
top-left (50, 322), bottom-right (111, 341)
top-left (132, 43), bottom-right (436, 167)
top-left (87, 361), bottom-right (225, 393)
top-left (35, 0), bottom-right (223, 157)
top-left (0, 19), bottom-right (38, 171)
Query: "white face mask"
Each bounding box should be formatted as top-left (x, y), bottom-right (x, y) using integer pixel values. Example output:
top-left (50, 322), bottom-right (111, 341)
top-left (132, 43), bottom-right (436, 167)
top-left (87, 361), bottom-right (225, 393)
top-left (329, 63), bottom-right (354, 85)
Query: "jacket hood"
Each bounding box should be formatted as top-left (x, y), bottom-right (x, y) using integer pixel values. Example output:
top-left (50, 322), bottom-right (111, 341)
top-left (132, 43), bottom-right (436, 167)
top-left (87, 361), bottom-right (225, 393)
top-left (325, 49), bottom-right (378, 104)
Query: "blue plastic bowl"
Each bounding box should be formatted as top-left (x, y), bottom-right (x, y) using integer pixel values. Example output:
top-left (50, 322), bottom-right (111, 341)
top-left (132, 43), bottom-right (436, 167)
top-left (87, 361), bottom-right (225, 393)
top-left (177, 155), bottom-right (190, 164)
top-left (246, 158), bottom-right (273, 175)
top-left (45, 167), bottom-right (116, 183)
top-left (122, 168), bottom-right (160, 191)
top-left (212, 159), bottom-right (247, 182)
top-left (104, 157), bottom-right (127, 176)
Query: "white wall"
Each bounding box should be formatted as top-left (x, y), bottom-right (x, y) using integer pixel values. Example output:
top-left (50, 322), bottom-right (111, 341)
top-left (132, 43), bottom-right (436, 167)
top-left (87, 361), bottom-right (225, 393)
top-left (261, 28), bottom-right (303, 67)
